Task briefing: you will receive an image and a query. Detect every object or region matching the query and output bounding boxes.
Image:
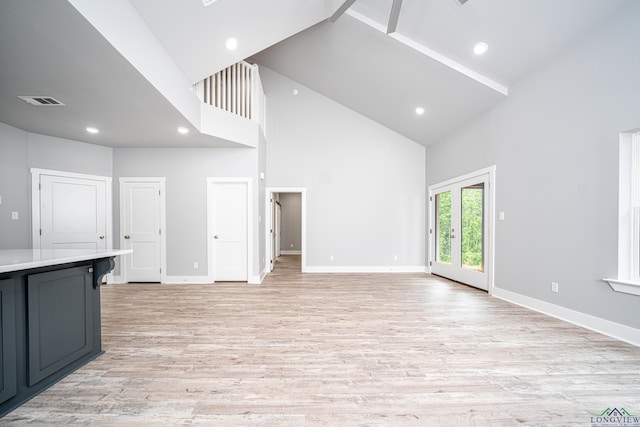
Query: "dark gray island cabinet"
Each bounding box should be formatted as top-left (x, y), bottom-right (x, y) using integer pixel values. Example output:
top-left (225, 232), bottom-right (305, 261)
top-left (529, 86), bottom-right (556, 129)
top-left (0, 249), bottom-right (130, 417)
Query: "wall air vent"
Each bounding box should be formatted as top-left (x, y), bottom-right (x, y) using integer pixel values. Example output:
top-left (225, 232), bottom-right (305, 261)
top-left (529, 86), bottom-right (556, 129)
top-left (17, 96), bottom-right (65, 106)
top-left (201, 0), bottom-right (220, 7)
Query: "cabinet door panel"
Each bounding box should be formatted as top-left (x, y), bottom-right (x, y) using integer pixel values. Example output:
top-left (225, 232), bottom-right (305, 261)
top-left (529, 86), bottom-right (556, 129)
top-left (27, 266), bottom-right (93, 386)
top-left (0, 279), bottom-right (17, 404)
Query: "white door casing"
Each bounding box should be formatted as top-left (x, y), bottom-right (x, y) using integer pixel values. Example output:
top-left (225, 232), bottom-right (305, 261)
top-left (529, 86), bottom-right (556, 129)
top-left (428, 166), bottom-right (496, 292)
top-left (264, 188), bottom-right (307, 274)
top-left (207, 178), bottom-right (252, 282)
top-left (120, 178), bottom-right (166, 283)
top-left (32, 168), bottom-right (111, 251)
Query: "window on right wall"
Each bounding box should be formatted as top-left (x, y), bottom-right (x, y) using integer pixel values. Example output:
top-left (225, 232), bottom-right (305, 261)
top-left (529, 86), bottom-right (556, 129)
top-left (631, 131), bottom-right (640, 280)
top-left (605, 130), bottom-right (640, 295)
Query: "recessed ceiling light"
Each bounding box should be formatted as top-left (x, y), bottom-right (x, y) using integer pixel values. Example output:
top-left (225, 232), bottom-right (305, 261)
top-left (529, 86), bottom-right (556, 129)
top-left (177, 127), bottom-right (189, 134)
top-left (415, 106), bottom-right (425, 115)
top-left (292, 89), bottom-right (299, 96)
top-left (225, 37), bottom-right (238, 51)
top-left (473, 42), bottom-right (489, 56)
top-left (86, 127), bottom-right (99, 134)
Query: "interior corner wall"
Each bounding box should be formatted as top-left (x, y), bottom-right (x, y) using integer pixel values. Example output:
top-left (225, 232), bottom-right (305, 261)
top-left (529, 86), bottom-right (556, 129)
top-left (425, 1), bottom-right (640, 329)
top-left (112, 147), bottom-right (261, 279)
top-left (260, 66), bottom-right (426, 269)
top-left (0, 122), bottom-right (114, 249)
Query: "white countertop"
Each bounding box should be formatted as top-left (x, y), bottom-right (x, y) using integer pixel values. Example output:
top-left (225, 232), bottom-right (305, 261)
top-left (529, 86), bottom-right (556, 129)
top-left (0, 249), bottom-right (132, 274)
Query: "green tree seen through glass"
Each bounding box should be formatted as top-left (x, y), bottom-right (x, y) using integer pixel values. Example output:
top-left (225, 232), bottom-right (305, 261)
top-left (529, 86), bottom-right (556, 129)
top-left (461, 185), bottom-right (484, 271)
top-left (436, 191), bottom-right (451, 264)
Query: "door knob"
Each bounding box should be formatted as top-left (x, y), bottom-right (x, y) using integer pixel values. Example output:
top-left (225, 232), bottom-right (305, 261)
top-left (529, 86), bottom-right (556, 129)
top-left (99, 235), bottom-right (105, 239)
top-left (124, 235), bottom-right (131, 239)
top-left (214, 235), bottom-right (219, 239)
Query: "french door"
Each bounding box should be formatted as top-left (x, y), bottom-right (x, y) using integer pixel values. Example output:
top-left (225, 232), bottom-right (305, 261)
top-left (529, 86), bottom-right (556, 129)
top-left (430, 169), bottom-right (494, 291)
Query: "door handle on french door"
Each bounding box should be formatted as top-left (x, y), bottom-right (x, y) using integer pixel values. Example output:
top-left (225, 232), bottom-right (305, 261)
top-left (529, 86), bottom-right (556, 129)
top-left (99, 235), bottom-right (105, 239)
top-left (124, 235), bottom-right (131, 239)
top-left (214, 235), bottom-right (219, 239)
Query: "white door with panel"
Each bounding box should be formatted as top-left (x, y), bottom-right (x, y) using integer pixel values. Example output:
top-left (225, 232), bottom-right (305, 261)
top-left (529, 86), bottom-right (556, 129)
top-left (39, 174), bottom-right (107, 250)
top-left (121, 180), bottom-right (162, 282)
top-left (431, 172), bottom-right (490, 291)
top-left (209, 181), bottom-right (248, 281)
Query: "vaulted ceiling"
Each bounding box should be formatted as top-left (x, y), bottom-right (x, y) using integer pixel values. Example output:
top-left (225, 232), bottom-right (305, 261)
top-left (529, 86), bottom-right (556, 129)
top-left (0, 0), bottom-right (633, 148)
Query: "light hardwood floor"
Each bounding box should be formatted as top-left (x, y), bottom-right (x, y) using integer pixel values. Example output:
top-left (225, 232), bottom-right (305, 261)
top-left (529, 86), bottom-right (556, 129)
top-left (4, 256), bottom-right (640, 426)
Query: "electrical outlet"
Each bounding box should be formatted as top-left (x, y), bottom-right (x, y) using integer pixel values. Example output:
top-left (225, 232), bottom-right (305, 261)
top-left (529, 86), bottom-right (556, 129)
top-left (193, 262), bottom-right (199, 269)
top-left (330, 255), bottom-right (334, 261)
top-left (290, 243), bottom-right (294, 248)
top-left (394, 255), bottom-right (398, 261)
top-left (11, 211), bottom-right (18, 220)
top-left (551, 282), bottom-right (559, 293)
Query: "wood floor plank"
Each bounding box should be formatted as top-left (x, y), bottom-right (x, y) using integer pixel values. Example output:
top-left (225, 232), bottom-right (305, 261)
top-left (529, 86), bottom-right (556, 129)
top-left (3, 256), bottom-right (640, 425)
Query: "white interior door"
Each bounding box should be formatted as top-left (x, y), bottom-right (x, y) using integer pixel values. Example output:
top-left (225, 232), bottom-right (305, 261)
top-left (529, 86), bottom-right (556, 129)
top-left (39, 174), bottom-right (107, 250)
top-left (210, 181), bottom-right (248, 281)
top-left (121, 180), bottom-right (162, 282)
top-left (431, 172), bottom-right (491, 291)
top-left (275, 201), bottom-right (282, 258)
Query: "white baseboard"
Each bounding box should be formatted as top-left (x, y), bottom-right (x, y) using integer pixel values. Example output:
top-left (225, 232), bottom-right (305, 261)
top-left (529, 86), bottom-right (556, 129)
top-left (492, 287), bottom-right (640, 347)
top-left (304, 266), bottom-right (426, 273)
top-left (249, 273), bottom-right (264, 285)
top-left (280, 250), bottom-right (301, 255)
top-left (107, 274), bottom-right (123, 284)
top-left (120, 275), bottom-right (264, 285)
top-left (163, 275), bottom-right (213, 284)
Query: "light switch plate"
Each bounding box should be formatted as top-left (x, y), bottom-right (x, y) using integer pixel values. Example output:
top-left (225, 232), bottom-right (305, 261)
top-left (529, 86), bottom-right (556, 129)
top-left (11, 211), bottom-right (19, 220)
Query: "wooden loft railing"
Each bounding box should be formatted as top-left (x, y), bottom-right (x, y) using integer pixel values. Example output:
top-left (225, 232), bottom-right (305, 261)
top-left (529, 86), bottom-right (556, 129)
top-left (193, 61), bottom-right (265, 129)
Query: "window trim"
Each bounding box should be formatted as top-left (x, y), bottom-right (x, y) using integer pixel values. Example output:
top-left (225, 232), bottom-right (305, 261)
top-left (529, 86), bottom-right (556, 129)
top-left (604, 130), bottom-right (640, 296)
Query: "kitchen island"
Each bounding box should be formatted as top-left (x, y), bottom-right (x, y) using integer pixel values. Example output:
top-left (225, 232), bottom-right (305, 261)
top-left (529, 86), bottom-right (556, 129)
top-left (0, 249), bottom-right (130, 417)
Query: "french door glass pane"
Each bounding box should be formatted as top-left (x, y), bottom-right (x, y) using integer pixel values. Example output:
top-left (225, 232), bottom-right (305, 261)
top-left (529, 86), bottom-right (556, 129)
top-left (436, 191), bottom-right (451, 264)
top-left (461, 183), bottom-right (484, 272)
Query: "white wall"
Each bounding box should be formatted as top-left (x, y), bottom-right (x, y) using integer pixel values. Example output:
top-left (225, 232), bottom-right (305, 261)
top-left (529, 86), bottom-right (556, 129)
top-left (0, 122), bottom-right (30, 248)
top-left (258, 130), bottom-right (267, 276)
top-left (261, 67), bottom-right (426, 270)
top-left (112, 147), bottom-right (263, 280)
top-left (426, 1), bottom-right (640, 329)
top-left (28, 132), bottom-right (112, 177)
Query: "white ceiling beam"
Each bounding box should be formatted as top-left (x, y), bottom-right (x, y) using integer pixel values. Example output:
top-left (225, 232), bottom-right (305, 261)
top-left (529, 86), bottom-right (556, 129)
top-left (328, 0), bottom-right (358, 23)
top-left (386, 0), bottom-right (403, 34)
top-left (345, 9), bottom-right (508, 96)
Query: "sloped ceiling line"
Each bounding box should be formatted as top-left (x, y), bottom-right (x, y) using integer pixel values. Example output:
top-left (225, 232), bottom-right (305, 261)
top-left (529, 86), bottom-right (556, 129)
top-left (328, 2), bottom-right (508, 96)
